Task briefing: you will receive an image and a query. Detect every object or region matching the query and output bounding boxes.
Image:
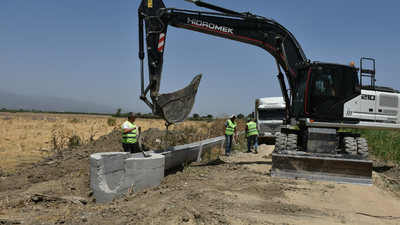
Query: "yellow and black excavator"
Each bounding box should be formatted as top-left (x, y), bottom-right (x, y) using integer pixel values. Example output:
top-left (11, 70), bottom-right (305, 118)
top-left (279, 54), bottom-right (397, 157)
top-left (138, 0), bottom-right (400, 185)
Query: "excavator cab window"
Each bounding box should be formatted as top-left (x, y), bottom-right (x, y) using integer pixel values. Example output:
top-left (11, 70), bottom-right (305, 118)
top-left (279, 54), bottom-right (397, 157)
top-left (310, 65), bottom-right (358, 118)
top-left (292, 68), bottom-right (310, 117)
top-left (341, 68), bottom-right (358, 98)
top-left (312, 70), bottom-right (339, 115)
top-left (292, 64), bottom-right (358, 119)
top-left (314, 73), bottom-right (337, 96)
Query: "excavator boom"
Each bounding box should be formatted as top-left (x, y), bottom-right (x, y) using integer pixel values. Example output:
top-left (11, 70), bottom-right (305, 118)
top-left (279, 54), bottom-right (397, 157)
top-left (138, 0), bottom-right (306, 124)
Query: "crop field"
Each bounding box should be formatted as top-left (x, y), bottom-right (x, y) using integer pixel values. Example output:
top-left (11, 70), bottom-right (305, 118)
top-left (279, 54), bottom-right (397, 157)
top-left (0, 112), bottom-right (246, 173)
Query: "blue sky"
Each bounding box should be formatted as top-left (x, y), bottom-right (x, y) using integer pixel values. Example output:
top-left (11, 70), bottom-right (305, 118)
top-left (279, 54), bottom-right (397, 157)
top-left (1, 0), bottom-right (400, 118)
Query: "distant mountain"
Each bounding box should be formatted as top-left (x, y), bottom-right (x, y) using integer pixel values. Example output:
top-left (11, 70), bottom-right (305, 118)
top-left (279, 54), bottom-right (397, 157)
top-left (0, 89), bottom-right (116, 114)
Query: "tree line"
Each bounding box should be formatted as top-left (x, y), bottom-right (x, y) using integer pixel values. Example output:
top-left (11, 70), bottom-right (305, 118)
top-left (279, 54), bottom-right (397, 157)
top-left (112, 109), bottom-right (252, 121)
top-left (0, 108), bottom-right (112, 116)
top-left (0, 107), bottom-right (252, 121)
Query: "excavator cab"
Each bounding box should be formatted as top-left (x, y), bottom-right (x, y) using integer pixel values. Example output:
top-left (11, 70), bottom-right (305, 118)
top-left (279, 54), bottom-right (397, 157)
top-left (292, 63), bottom-right (360, 121)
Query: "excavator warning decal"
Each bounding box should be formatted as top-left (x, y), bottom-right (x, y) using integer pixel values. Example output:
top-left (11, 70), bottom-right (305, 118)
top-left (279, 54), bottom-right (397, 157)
top-left (158, 33), bottom-right (165, 52)
top-left (148, 0), bottom-right (153, 8)
top-left (346, 108), bottom-right (352, 116)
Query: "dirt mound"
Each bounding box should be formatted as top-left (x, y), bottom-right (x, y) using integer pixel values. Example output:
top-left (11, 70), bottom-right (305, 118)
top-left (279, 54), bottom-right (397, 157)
top-left (0, 128), bottom-right (191, 193)
top-left (141, 127), bottom-right (186, 151)
top-left (0, 130), bottom-right (120, 192)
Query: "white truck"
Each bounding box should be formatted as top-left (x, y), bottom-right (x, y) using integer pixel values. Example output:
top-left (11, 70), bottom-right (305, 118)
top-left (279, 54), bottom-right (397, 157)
top-left (254, 97), bottom-right (290, 138)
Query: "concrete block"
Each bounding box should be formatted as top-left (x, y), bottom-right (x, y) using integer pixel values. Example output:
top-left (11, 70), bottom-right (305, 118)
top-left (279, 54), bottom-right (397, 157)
top-left (90, 135), bottom-right (226, 204)
top-left (105, 169), bottom-right (125, 190)
top-left (90, 152), bottom-right (165, 204)
top-left (102, 152), bottom-right (129, 174)
top-left (124, 159), bottom-right (144, 176)
top-left (89, 166), bottom-right (103, 192)
top-left (90, 154), bottom-right (104, 167)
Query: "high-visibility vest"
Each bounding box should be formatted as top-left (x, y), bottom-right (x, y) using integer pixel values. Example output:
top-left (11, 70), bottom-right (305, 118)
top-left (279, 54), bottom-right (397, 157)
top-left (121, 121), bottom-right (137, 144)
top-left (225, 119), bottom-right (236, 135)
top-left (246, 121), bottom-right (258, 137)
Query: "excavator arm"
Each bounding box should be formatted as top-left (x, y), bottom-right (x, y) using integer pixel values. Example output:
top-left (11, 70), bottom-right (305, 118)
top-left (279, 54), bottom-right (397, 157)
top-left (138, 0), bottom-right (308, 124)
top-left (138, 0), bottom-right (202, 124)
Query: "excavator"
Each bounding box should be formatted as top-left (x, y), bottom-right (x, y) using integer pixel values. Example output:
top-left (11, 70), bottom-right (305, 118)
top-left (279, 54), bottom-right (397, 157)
top-left (138, 0), bottom-right (400, 185)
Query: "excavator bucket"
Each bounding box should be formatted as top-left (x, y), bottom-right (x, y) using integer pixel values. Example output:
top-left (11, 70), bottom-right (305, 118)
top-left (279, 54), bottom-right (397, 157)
top-left (271, 150), bottom-right (373, 185)
top-left (155, 74), bottom-right (202, 124)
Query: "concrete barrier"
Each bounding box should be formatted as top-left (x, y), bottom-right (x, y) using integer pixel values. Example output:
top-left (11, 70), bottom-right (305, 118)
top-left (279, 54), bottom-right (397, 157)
top-left (90, 135), bottom-right (225, 203)
top-left (152, 136), bottom-right (225, 170)
top-left (90, 152), bottom-right (165, 204)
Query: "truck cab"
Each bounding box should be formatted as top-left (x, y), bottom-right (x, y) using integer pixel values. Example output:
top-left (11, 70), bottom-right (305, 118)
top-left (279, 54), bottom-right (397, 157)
top-left (255, 97), bottom-right (290, 138)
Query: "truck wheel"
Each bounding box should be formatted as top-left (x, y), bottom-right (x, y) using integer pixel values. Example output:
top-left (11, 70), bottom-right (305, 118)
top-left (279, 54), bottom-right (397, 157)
top-left (286, 134), bottom-right (298, 150)
top-left (274, 133), bottom-right (287, 152)
top-left (356, 137), bottom-right (369, 159)
top-left (344, 137), bottom-right (357, 155)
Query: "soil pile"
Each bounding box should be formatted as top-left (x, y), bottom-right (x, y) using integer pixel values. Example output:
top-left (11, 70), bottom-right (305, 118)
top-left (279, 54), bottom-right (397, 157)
top-left (0, 128), bottom-right (185, 192)
top-left (140, 128), bottom-right (186, 151)
top-left (0, 130), bottom-right (122, 192)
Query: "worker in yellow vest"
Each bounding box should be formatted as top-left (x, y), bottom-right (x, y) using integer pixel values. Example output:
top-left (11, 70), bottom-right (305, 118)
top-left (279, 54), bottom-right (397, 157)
top-left (245, 117), bottom-right (258, 154)
top-left (121, 112), bottom-right (141, 154)
top-left (223, 115), bottom-right (237, 156)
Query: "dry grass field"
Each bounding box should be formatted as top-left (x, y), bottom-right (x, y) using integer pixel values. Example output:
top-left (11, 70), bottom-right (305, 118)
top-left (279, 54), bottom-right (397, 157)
top-left (0, 112), bottom-right (245, 173)
top-left (0, 112), bottom-right (119, 173)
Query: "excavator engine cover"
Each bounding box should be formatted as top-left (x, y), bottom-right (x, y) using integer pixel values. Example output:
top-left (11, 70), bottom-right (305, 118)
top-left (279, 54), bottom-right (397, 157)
top-left (155, 74), bottom-right (202, 124)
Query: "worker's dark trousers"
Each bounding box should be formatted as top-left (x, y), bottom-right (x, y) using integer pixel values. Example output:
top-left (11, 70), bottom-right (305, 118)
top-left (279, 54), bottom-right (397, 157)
top-left (122, 143), bottom-right (139, 154)
top-left (247, 136), bottom-right (258, 152)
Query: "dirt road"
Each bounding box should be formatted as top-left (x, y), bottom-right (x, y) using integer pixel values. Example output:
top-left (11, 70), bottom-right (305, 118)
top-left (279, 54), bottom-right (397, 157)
top-left (1, 130), bottom-right (400, 224)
